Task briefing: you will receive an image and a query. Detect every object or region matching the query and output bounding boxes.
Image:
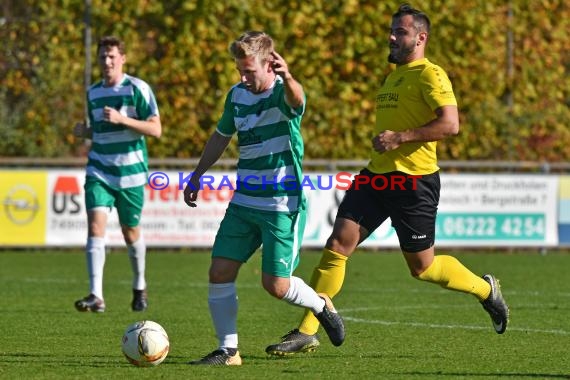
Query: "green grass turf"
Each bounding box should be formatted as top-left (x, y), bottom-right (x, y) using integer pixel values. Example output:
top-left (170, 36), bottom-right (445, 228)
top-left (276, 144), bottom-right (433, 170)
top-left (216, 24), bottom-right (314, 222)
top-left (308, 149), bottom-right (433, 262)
top-left (0, 249), bottom-right (569, 379)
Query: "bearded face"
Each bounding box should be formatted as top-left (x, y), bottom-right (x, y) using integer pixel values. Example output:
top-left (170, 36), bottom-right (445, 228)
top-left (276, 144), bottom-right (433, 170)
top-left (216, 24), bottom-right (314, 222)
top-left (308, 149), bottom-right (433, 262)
top-left (387, 14), bottom-right (425, 65)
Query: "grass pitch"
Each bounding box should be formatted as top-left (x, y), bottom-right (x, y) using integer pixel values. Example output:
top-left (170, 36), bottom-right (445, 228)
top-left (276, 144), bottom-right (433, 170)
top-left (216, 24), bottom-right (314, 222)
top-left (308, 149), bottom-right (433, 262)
top-left (0, 249), bottom-right (569, 379)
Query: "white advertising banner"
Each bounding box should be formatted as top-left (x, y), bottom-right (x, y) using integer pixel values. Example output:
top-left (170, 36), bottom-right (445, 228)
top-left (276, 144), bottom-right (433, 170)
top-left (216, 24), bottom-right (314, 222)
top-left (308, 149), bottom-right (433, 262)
top-left (436, 174), bottom-right (558, 246)
top-left (301, 173), bottom-right (559, 248)
top-left (42, 170), bottom-right (558, 248)
top-left (46, 170), bottom-right (231, 247)
top-left (46, 170), bottom-right (86, 245)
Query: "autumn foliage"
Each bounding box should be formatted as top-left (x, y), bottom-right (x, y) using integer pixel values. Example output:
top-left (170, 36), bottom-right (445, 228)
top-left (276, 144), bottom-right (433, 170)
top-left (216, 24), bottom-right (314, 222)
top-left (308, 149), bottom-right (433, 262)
top-left (0, 0), bottom-right (568, 161)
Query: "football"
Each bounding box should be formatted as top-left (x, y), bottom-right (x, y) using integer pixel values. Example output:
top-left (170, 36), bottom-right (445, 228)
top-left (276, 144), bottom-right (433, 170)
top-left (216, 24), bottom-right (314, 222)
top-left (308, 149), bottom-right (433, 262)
top-left (121, 320), bottom-right (170, 367)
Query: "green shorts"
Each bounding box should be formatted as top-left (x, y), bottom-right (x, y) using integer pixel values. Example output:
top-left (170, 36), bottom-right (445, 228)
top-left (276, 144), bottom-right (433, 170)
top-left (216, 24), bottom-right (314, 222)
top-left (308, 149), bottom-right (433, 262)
top-left (212, 203), bottom-right (306, 278)
top-left (84, 176), bottom-right (144, 227)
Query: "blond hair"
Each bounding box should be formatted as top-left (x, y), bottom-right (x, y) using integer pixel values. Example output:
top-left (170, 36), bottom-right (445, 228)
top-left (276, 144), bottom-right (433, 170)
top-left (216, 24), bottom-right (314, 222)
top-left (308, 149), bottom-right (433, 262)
top-left (229, 31), bottom-right (274, 64)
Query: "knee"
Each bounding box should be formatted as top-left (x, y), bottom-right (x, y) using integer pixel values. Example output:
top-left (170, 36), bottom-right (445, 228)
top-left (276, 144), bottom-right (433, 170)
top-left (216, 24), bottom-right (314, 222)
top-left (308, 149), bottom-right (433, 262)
top-left (409, 267), bottom-right (424, 278)
top-left (88, 221), bottom-right (106, 237)
top-left (406, 260), bottom-right (431, 278)
top-left (325, 236), bottom-right (354, 256)
top-left (403, 247), bottom-right (435, 278)
top-left (208, 266), bottom-right (230, 283)
top-left (265, 285), bottom-right (286, 299)
top-left (208, 258), bottom-right (241, 284)
top-left (262, 278), bottom-right (288, 299)
top-left (122, 226), bottom-right (140, 245)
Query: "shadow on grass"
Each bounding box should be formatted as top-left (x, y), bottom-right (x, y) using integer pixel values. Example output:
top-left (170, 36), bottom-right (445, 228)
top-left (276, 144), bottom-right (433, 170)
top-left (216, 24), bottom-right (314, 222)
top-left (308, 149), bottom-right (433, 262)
top-left (398, 371), bottom-right (570, 379)
top-left (0, 352), bottom-right (128, 368)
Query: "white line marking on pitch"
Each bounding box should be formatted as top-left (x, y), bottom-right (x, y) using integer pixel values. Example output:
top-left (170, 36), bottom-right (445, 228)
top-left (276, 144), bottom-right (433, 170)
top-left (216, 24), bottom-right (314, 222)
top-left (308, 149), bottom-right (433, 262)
top-left (343, 316), bottom-right (570, 336)
top-left (342, 305), bottom-right (470, 311)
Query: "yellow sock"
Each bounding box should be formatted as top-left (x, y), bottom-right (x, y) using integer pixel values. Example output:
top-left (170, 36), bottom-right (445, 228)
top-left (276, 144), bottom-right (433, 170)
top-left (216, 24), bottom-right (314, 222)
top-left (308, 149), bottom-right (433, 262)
top-left (417, 255), bottom-right (491, 301)
top-left (299, 248), bottom-right (348, 335)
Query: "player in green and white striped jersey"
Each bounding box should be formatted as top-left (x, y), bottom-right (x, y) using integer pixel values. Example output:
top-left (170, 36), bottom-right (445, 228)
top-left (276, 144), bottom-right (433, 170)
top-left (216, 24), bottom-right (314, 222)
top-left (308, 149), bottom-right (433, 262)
top-left (184, 31), bottom-right (344, 366)
top-left (217, 72), bottom-right (306, 212)
top-left (85, 73), bottom-right (158, 188)
top-left (73, 36), bottom-right (161, 313)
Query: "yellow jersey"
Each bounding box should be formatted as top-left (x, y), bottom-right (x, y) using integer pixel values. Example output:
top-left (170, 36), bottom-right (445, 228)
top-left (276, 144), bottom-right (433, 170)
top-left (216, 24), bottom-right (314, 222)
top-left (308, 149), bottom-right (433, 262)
top-left (367, 58), bottom-right (457, 175)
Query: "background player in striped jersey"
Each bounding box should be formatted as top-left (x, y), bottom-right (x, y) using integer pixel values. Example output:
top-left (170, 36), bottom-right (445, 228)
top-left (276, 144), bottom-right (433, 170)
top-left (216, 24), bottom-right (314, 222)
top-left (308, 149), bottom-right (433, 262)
top-left (184, 31), bottom-right (344, 366)
top-left (73, 36), bottom-right (161, 313)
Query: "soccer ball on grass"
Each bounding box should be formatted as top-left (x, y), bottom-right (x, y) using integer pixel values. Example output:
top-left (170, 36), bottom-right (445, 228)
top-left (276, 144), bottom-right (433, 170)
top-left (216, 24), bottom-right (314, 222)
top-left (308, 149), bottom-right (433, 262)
top-left (121, 320), bottom-right (169, 367)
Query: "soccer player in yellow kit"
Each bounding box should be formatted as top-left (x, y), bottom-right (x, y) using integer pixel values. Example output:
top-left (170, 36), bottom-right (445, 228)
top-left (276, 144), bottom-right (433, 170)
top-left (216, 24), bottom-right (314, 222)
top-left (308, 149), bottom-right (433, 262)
top-left (266, 4), bottom-right (509, 356)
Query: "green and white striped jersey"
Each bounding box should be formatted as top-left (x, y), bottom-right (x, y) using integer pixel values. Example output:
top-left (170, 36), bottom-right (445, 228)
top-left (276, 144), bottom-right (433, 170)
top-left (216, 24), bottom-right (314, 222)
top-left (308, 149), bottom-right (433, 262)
top-left (217, 76), bottom-right (306, 213)
top-left (85, 74), bottom-right (159, 189)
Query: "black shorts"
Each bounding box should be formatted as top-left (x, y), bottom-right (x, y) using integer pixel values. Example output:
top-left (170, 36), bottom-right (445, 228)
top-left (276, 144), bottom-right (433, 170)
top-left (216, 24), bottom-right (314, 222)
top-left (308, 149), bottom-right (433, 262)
top-left (336, 169), bottom-right (440, 253)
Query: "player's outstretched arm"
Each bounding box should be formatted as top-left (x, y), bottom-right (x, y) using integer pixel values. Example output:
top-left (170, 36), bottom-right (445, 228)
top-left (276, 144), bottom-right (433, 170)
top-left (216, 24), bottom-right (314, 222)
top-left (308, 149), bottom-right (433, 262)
top-left (183, 131), bottom-right (232, 208)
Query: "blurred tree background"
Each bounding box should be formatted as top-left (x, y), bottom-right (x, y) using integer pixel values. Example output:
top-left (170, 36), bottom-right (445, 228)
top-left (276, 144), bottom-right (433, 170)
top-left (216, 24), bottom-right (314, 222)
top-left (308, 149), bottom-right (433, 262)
top-left (0, 0), bottom-right (568, 162)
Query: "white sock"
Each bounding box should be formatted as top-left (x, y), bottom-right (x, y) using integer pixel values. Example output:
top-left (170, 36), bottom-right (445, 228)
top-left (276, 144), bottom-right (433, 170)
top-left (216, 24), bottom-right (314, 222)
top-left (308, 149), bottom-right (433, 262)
top-left (208, 283), bottom-right (238, 349)
top-left (127, 235), bottom-right (146, 290)
top-left (282, 276), bottom-right (326, 314)
top-left (86, 237), bottom-right (105, 299)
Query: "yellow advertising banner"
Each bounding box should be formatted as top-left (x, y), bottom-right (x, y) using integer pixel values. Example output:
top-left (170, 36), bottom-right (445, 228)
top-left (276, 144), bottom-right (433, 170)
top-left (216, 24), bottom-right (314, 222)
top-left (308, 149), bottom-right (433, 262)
top-left (0, 171), bottom-right (47, 245)
top-left (560, 176), bottom-right (570, 198)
